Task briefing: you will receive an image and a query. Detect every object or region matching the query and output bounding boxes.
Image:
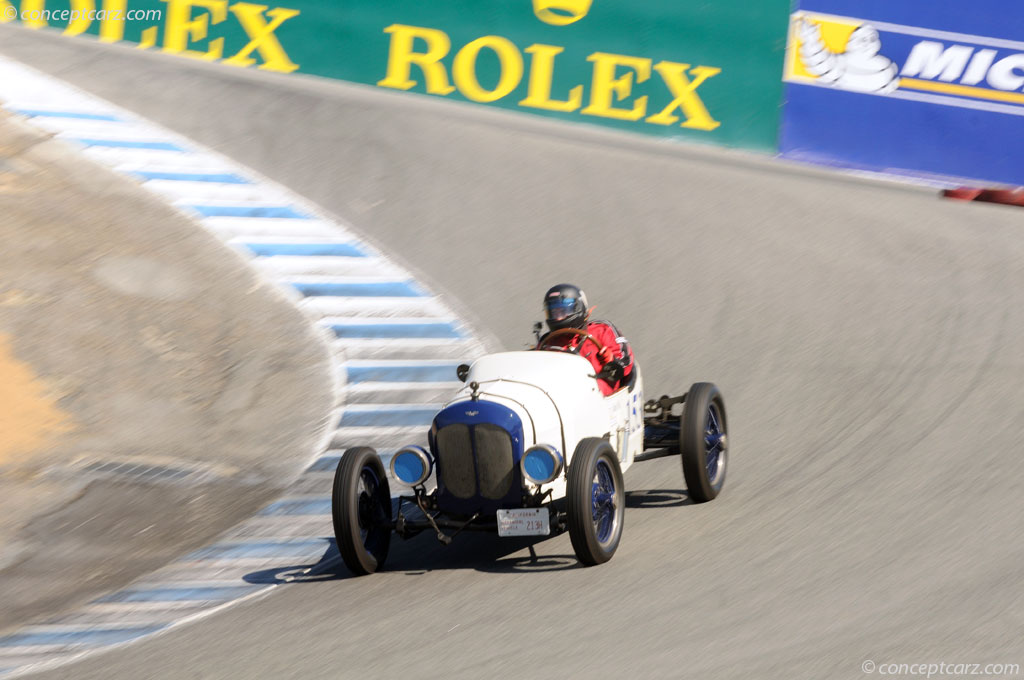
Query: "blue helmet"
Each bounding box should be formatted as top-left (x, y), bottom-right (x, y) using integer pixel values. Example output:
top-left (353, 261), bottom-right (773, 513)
top-left (543, 283), bottom-right (588, 331)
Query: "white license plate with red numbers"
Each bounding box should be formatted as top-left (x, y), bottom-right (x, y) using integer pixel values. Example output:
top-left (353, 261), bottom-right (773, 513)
top-left (496, 508), bottom-right (550, 536)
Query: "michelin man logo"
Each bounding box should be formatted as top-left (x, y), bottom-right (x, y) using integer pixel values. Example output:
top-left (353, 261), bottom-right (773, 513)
top-left (797, 19), bottom-right (898, 94)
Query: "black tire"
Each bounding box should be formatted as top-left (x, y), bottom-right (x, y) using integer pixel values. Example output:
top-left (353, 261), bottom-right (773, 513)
top-left (332, 447), bottom-right (392, 575)
top-left (680, 382), bottom-right (728, 503)
top-left (566, 438), bottom-right (625, 566)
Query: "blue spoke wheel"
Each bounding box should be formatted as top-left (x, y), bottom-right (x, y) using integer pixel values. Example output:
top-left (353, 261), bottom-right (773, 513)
top-left (567, 438), bottom-right (625, 566)
top-left (680, 383), bottom-right (728, 503)
top-left (332, 447), bottom-right (392, 575)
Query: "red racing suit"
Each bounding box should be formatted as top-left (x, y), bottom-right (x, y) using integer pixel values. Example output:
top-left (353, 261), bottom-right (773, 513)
top-left (538, 320), bottom-right (634, 395)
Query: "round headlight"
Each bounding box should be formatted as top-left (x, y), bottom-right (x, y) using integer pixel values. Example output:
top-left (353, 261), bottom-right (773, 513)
top-left (390, 446), bottom-right (433, 486)
top-left (520, 444), bottom-right (564, 485)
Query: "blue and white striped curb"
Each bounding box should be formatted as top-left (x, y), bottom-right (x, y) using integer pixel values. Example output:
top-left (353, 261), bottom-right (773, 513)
top-left (0, 56), bottom-right (485, 678)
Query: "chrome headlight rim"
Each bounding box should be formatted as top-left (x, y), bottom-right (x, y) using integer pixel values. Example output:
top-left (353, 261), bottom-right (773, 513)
top-left (520, 444), bottom-right (564, 485)
top-left (389, 445), bottom-right (433, 486)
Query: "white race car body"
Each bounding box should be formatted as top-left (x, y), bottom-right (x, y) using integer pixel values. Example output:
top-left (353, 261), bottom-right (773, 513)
top-left (429, 350), bottom-right (643, 513)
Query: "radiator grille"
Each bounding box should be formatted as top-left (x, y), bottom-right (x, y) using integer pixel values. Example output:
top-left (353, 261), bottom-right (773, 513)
top-left (436, 424), bottom-right (475, 499)
top-left (474, 424), bottom-right (515, 500)
top-left (436, 422), bottom-right (516, 501)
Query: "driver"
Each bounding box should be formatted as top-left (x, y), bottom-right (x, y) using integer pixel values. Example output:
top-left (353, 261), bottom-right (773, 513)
top-left (536, 283), bottom-right (634, 395)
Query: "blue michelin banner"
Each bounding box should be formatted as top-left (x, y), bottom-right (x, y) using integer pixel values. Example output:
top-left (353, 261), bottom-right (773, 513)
top-left (781, 1), bottom-right (1024, 186)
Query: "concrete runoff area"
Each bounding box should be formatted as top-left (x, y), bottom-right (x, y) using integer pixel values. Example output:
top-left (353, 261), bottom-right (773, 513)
top-left (0, 111), bottom-right (334, 635)
top-left (2, 26), bottom-right (1024, 680)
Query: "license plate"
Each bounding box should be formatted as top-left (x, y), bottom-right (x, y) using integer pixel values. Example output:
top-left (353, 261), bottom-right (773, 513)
top-left (496, 508), bottom-right (550, 537)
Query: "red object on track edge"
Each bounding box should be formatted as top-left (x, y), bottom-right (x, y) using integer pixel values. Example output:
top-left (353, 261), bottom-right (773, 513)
top-left (942, 187), bottom-right (1024, 207)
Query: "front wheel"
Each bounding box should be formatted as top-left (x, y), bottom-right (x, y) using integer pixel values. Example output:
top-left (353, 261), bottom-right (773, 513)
top-left (680, 382), bottom-right (728, 503)
top-left (332, 447), bottom-right (392, 575)
top-left (566, 438), bottom-right (625, 566)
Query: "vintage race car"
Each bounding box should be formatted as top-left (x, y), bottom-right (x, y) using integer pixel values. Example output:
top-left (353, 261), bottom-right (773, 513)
top-left (331, 327), bottom-right (728, 574)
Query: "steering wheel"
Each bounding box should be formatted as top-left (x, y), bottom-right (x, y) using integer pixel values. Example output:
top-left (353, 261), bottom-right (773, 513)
top-left (536, 327), bottom-right (607, 355)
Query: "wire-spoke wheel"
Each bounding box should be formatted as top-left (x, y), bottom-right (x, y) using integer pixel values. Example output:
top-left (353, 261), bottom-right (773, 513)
top-left (680, 383), bottom-right (728, 503)
top-left (567, 438), bottom-right (625, 566)
top-left (332, 447), bottom-right (392, 575)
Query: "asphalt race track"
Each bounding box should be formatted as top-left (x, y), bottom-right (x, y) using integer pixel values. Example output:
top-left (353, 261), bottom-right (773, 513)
top-left (3, 27), bottom-right (1024, 679)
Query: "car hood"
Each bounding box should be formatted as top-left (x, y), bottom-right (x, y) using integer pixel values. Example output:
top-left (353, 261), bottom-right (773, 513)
top-left (450, 351), bottom-right (610, 454)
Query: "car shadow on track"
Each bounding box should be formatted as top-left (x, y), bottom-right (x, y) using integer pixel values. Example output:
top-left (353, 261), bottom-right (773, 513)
top-left (241, 534), bottom-right (582, 581)
top-left (242, 541), bottom-right (345, 585)
top-left (625, 488), bottom-right (692, 509)
top-left (236, 529), bottom-right (588, 580)
top-left (240, 488), bottom-right (691, 582)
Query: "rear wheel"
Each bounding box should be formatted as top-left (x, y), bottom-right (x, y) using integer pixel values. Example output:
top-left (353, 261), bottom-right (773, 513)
top-left (680, 383), bottom-right (728, 503)
top-left (566, 438), bottom-right (625, 566)
top-left (332, 447), bottom-right (392, 575)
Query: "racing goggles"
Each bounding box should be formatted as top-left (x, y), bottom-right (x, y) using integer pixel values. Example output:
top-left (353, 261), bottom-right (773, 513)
top-left (545, 296), bottom-right (579, 322)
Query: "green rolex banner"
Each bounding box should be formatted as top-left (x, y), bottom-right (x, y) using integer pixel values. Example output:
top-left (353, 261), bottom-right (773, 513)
top-left (0, 0), bottom-right (791, 151)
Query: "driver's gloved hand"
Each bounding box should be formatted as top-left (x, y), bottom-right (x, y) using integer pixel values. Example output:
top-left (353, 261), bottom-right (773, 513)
top-left (597, 359), bottom-right (624, 383)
